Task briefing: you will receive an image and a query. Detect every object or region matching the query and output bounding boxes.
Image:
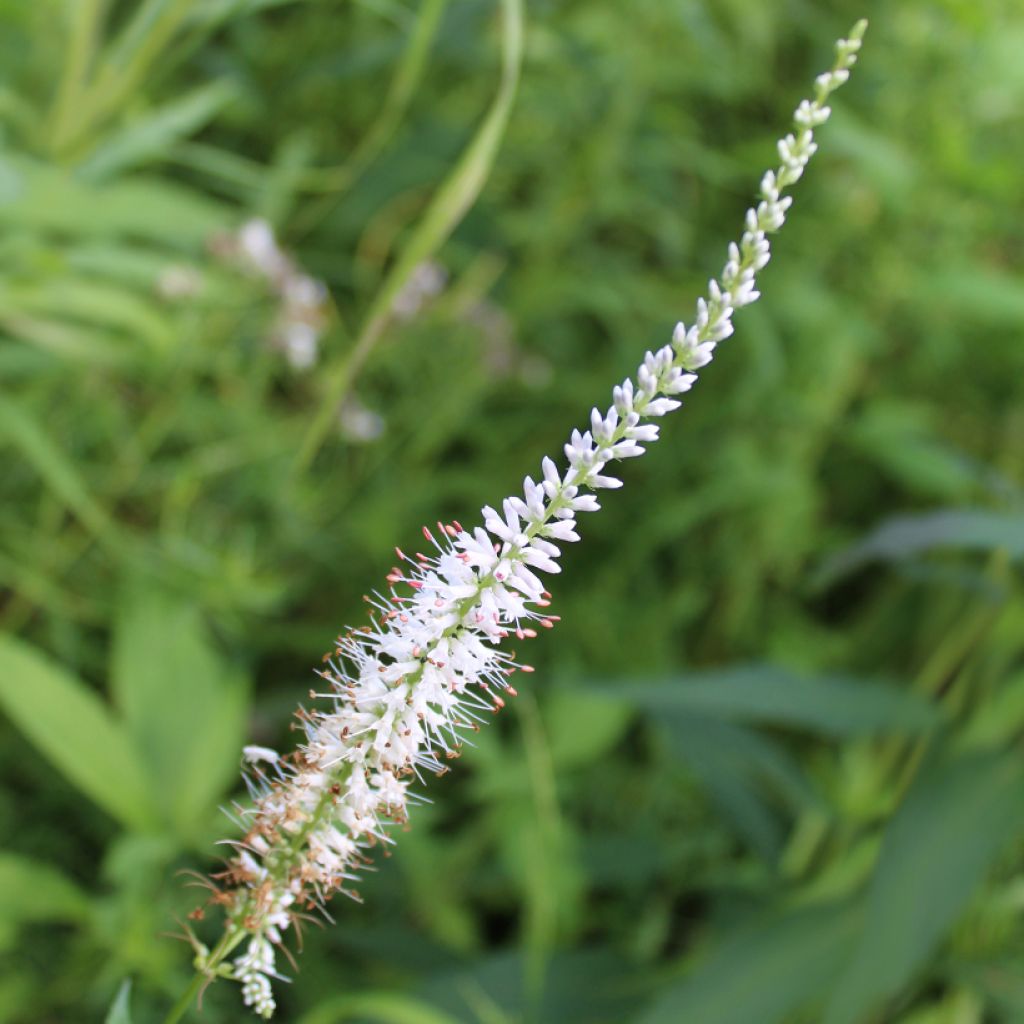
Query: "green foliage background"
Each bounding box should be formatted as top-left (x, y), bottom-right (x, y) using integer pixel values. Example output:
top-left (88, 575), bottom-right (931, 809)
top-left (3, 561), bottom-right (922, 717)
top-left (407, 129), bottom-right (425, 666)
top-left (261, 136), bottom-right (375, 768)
top-left (1, 0), bottom-right (1023, 1021)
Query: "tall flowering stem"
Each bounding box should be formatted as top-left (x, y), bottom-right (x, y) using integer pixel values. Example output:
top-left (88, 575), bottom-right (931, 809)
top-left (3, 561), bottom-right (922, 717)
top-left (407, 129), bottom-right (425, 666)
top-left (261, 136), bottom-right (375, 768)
top-left (171, 21), bottom-right (866, 1021)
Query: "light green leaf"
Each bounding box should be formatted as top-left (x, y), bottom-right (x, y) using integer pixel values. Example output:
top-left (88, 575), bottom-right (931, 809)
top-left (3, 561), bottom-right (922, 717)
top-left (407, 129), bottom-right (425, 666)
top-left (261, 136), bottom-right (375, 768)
top-left (66, 241), bottom-right (200, 290)
top-left (0, 312), bottom-right (130, 366)
top-left (105, 980), bottom-right (133, 1024)
top-left (0, 853), bottom-right (91, 936)
top-left (640, 904), bottom-right (859, 1024)
top-left (112, 587), bottom-right (249, 836)
top-left (9, 278), bottom-right (174, 351)
top-left (544, 688), bottom-right (631, 769)
top-left (617, 665), bottom-right (939, 736)
top-left (79, 80), bottom-right (237, 182)
top-left (0, 634), bottom-right (155, 829)
top-left (824, 749), bottom-right (1024, 1024)
top-left (960, 671), bottom-right (1024, 750)
top-left (0, 157), bottom-right (227, 246)
top-left (925, 264), bottom-right (1024, 325)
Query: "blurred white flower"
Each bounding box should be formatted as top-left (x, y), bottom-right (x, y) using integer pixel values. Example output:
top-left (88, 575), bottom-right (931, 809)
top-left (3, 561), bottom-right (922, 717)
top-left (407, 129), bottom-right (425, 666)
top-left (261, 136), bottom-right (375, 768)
top-left (392, 260), bottom-right (448, 320)
top-left (237, 218), bottom-right (288, 281)
top-left (212, 218), bottom-right (331, 370)
top-left (156, 264), bottom-right (203, 300)
top-left (276, 321), bottom-right (319, 369)
top-left (339, 397), bottom-right (386, 442)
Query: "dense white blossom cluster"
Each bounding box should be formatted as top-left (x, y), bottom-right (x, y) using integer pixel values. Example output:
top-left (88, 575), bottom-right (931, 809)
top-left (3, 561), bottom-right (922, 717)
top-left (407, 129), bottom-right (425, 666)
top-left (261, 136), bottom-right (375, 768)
top-left (198, 23), bottom-right (866, 1017)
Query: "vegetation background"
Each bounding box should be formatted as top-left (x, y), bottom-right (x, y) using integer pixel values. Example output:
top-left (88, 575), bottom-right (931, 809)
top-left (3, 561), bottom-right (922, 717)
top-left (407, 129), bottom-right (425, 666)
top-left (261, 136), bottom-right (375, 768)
top-left (1, 0), bottom-right (1023, 1021)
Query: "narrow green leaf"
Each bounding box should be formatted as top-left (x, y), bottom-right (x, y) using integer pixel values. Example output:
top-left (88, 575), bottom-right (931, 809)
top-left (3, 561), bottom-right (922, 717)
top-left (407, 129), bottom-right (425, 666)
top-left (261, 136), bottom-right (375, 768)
top-left (617, 665), bottom-right (939, 736)
top-left (360, 0), bottom-right (523, 335)
top-left (9, 277), bottom-right (174, 351)
top-left (640, 904), bottom-right (859, 1024)
top-left (105, 979), bottom-right (133, 1024)
top-left (254, 131), bottom-right (315, 227)
top-left (656, 712), bottom-right (815, 861)
top-left (75, 0), bottom-right (202, 145)
top-left (0, 634), bottom-right (155, 829)
top-left (0, 157), bottom-right (227, 246)
top-left (0, 853), bottom-right (91, 928)
top-left (816, 509), bottom-right (1024, 587)
top-left (824, 749), bottom-right (1024, 1024)
top-left (297, 0), bottom-right (448, 205)
top-left (0, 395), bottom-right (116, 545)
top-left (78, 80), bottom-right (237, 181)
top-left (0, 311), bottom-right (130, 366)
top-left (296, 0), bottom-right (524, 469)
top-left (346, 0), bottom-right (448, 182)
top-left (112, 587), bottom-right (248, 836)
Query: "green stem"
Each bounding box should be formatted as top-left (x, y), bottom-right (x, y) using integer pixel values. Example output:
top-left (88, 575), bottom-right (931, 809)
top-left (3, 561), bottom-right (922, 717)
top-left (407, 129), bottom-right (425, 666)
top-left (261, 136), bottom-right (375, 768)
top-left (162, 926), bottom-right (246, 1024)
top-left (292, 0), bottom-right (524, 475)
top-left (162, 971), bottom-right (205, 1024)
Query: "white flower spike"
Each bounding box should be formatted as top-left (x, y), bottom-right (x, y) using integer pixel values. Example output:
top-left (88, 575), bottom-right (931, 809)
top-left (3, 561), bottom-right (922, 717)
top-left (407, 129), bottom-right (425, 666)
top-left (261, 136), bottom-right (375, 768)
top-left (188, 21), bottom-right (867, 1017)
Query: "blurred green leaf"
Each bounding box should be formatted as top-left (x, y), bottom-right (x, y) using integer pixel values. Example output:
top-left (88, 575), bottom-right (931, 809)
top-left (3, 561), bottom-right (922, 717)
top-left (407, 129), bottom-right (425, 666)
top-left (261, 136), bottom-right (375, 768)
top-left (615, 665), bottom-right (939, 737)
top-left (78, 80), bottom-right (237, 181)
top-left (824, 748), bottom-right (1024, 1024)
top-left (960, 671), bottom-right (1024, 750)
top-left (111, 587), bottom-right (248, 836)
top-left (657, 712), bottom-right (815, 861)
top-left (420, 948), bottom-right (636, 1024)
top-left (0, 395), bottom-right (117, 546)
top-left (255, 131), bottom-right (315, 227)
top-left (544, 688), bottom-right (631, 768)
top-left (0, 634), bottom-right (155, 829)
top-left (0, 158), bottom-right (227, 245)
top-left (296, 0), bottom-right (448, 209)
top-left (104, 980), bottom-right (133, 1024)
top-left (846, 402), bottom-right (982, 500)
top-left (640, 903), bottom-right (858, 1024)
top-left (0, 853), bottom-right (91, 940)
top-left (7, 277), bottom-right (174, 351)
top-left (817, 509), bottom-right (1024, 586)
top-left (0, 314), bottom-right (130, 366)
top-left (924, 265), bottom-right (1024, 325)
